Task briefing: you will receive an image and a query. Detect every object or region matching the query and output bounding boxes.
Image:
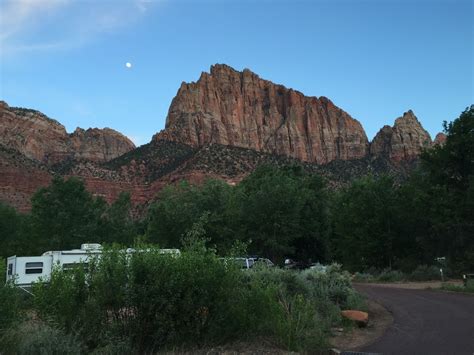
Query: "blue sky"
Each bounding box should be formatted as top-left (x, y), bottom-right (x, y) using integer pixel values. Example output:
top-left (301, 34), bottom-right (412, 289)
top-left (1, 0), bottom-right (472, 146)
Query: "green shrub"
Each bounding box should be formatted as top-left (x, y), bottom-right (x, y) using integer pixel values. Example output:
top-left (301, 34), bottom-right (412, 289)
top-left (408, 265), bottom-right (442, 281)
top-left (375, 269), bottom-right (405, 282)
top-left (353, 265), bottom-right (444, 283)
top-left (31, 245), bottom-right (260, 352)
top-left (345, 292), bottom-right (368, 312)
top-left (0, 321), bottom-right (83, 355)
top-left (32, 264), bottom-right (91, 332)
top-left (89, 339), bottom-right (133, 355)
top-left (246, 267), bottom-right (333, 350)
top-left (352, 272), bottom-right (376, 283)
top-left (29, 247), bottom-right (364, 352)
top-left (441, 282), bottom-right (474, 293)
top-left (0, 259), bottom-right (26, 334)
top-left (299, 264), bottom-right (355, 308)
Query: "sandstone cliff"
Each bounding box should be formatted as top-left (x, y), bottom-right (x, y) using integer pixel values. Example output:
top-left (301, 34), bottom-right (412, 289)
top-left (154, 64), bottom-right (369, 164)
top-left (433, 132), bottom-right (447, 146)
top-left (0, 101), bottom-right (135, 165)
top-left (0, 65), bottom-right (444, 212)
top-left (370, 110), bottom-right (433, 162)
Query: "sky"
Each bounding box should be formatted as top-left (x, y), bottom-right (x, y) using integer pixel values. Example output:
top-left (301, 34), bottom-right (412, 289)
top-left (0, 0), bottom-right (472, 146)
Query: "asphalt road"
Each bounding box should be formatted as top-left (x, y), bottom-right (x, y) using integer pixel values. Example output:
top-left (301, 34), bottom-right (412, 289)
top-left (355, 284), bottom-right (474, 355)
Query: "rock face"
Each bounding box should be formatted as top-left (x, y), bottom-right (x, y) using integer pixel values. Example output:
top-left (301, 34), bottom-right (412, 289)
top-left (69, 127), bottom-right (136, 163)
top-left (0, 65), bottom-right (442, 212)
top-left (0, 145), bottom-right (52, 213)
top-left (0, 101), bottom-right (135, 165)
top-left (154, 64), bottom-right (369, 164)
top-left (434, 132), bottom-right (447, 146)
top-left (370, 110), bottom-right (432, 162)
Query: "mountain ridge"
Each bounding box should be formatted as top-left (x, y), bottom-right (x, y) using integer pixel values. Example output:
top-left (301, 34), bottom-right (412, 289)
top-left (0, 64), bottom-right (445, 211)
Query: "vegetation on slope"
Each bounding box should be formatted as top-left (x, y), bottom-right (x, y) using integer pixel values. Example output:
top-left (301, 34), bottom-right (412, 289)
top-left (0, 245), bottom-right (363, 353)
top-left (1, 106), bottom-right (473, 272)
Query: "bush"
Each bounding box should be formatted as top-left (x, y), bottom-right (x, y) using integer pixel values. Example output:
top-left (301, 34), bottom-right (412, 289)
top-left (299, 264), bottom-right (355, 308)
top-left (441, 282), bottom-right (474, 294)
top-left (33, 246), bottom-right (248, 351)
top-left (0, 322), bottom-right (83, 355)
top-left (377, 269), bottom-right (405, 282)
top-left (246, 266), bottom-right (335, 350)
top-left (245, 263), bottom-right (367, 350)
top-left (0, 259), bottom-right (26, 334)
top-left (352, 272), bottom-right (376, 283)
top-left (408, 265), bottom-right (442, 281)
top-left (29, 246), bottom-right (364, 352)
top-left (353, 265), bottom-right (444, 283)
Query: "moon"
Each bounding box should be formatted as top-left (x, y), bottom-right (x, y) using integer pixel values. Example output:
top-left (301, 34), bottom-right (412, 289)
top-left (125, 62), bottom-right (132, 68)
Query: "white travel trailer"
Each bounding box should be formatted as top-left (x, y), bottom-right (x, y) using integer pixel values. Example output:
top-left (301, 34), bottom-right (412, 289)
top-left (6, 244), bottom-right (180, 290)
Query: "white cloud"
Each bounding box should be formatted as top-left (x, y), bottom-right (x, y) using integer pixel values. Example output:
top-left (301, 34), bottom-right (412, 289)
top-left (0, 0), bottom-right (156, 56)
top-left (136, 0), bottom-right (152, 13)
top-left (0, 0), bottom-right (68, 41)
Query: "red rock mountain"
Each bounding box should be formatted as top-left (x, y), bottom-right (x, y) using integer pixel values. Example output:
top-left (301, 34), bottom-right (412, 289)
top-left (154, 64), bottom-right (369, 164)
top-left (0, 64), bottom-right (445, 212)
top-left (0, 101), bottom-right (135, 165)
top-left (370, 110), bottom-right (433, 162)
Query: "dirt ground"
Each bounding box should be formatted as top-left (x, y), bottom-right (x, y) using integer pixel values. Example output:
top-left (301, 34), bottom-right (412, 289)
top-left (353, 279), bottom-right (462, 290)
top-left (330, 300), bottom-right (393, 352)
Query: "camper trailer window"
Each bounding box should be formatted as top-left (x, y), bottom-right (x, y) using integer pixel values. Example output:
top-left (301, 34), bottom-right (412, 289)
top-left (25, 262), bottom-right (43, 274)
top-left (8, 264), bottom-right (13, 276)
top-left (63, 263), bottom-right (88, 272)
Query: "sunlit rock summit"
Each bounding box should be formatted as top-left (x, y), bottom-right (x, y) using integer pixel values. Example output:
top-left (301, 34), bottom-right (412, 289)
top-left (154, 64), bottom-right (369, 164)
top-left (0, 65), bottom-right (445, 211)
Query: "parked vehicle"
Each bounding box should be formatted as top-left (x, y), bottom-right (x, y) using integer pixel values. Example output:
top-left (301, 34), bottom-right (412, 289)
top-left (283, 259), bottom-right (327, 271)
top-left (222, 256), bottom-right (274, 270)
top-left (6, 244), bottom-right (180, 290)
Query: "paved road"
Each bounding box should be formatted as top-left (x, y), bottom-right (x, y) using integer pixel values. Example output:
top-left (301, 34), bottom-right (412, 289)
top-left (355, 284), bottom-right (474, 355)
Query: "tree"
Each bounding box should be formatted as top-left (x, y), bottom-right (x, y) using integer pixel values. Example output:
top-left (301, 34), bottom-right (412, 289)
top-left (100, 192), bottom-right (137, 245)
top-left (415, 105), bottom-right (474, 271)
top-left (422, 105), bottom-right (474, 192)
top-left (332, 176), bottom-right (403, 271)
top-left (146, 179), bottom-right (234, 252)
top-left (0, 202), bottom-right (29, 258)
top-left (234, 165), bottom-right (330, 263)
top-left (30, 177), bottom-right (106, 251)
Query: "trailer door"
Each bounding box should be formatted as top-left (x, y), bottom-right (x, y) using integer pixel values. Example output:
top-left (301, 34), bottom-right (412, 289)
top-left (6, 256), bottom-right (16, 282)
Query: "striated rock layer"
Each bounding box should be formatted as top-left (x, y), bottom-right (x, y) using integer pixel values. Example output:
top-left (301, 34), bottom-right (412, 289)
top-left (0, 64), bottom-right (447, 212)
top-left (0, 101), bottom-right (135, 165)
top-left (154, 64), bottom-right (369, 164)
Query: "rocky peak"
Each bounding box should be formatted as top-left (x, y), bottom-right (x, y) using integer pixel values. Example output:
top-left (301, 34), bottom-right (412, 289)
top-left (0, 101), bottom-right (135, 164)
top-left (370, 110), bottom-right (432, 161)
top-left (433, 132), bottom-right (447, 146)
top-left (154, 64), bottom-right (369, 164)
top-left (70, 127), bottom-right (136, 162)
top-left (0, 101), bottom-right (69, 163)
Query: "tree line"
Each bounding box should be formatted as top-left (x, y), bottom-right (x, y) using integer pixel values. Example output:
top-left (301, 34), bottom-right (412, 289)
top-left (1, 106), bottom-right (472, 273)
